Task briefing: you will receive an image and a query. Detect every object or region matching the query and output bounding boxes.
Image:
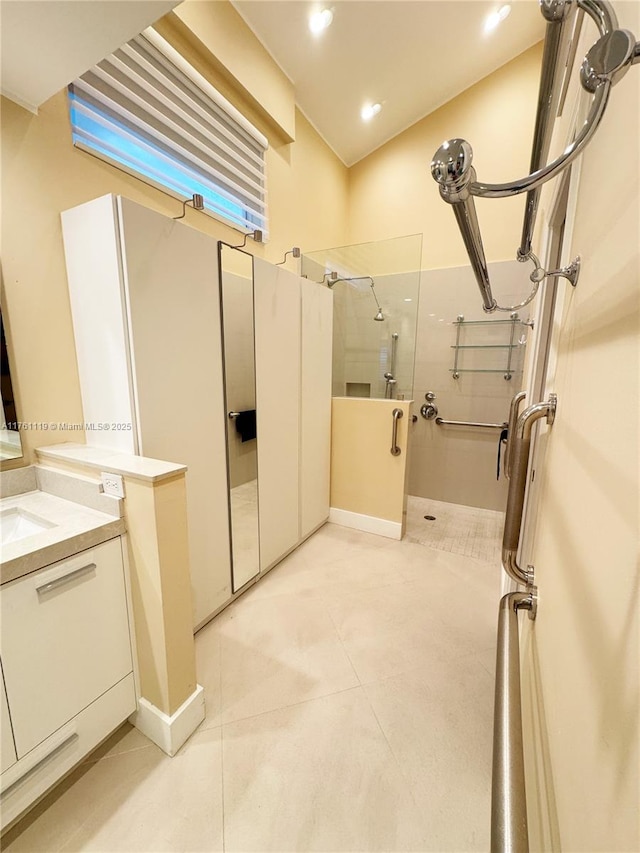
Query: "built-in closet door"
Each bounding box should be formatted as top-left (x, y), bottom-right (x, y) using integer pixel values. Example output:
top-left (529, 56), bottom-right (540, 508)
top-left (300, 279), bottom-right (333, 538)
top-left (117, 198), bottom-right (231, 626)
top-left (62, 195), bottom-right (231, 630)
top-left (61, 195), bottom-right (137, 453)
top-left (253, 258), bottom-right (301, 571)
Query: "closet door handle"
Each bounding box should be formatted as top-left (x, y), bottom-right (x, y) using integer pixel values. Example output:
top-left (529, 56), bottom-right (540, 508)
top-left (390, 408), bottom-right (403, 456)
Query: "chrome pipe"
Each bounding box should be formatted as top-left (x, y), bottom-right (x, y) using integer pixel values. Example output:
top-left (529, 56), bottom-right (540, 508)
top-left (431, 141), bottom-right (496, 312)
top-left (435, 417), bottom-right (507, 430)
top-left (390, 332), bottom-right (399, 378)
top-left (491, 590), bottom-right (536, 853)
top-left (577, 0), bottom-right (618, 35)
top-left (502, 395), bottom-right (557, 586)
top-left (430, 0), bottom-right (638, 314)
top-left (505, 391), bottom-right (527, 480)
top-left (469, 81), bottom-right (611, 199)
top-left (519, 1), bottom-right (575, 259)
top-left (452, 197), bottom-right (496, 312)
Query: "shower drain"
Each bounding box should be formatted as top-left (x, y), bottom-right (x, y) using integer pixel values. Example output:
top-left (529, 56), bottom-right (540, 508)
top-left (424, 515), bottom-right (436, 521)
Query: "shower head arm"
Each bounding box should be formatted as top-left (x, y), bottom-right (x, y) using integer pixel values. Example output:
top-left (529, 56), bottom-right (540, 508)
top-left (370, 284), bottom-right (382, 311)
top-left (325, 275), bottom-right (375, 289)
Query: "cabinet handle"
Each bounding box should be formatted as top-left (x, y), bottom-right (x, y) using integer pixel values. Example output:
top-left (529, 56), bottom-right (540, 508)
top-left (36, 562), bottom-right (96, 596)
top-left (390, 407), bottom-right (403, 456)
top-left (0, 731), bottom-right (79, 798)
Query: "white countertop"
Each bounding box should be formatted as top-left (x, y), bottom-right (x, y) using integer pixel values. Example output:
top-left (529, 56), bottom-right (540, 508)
top-left (1, 490), bottom-right (126, 585)
top-left (35, 443), bottom-right (187, 483)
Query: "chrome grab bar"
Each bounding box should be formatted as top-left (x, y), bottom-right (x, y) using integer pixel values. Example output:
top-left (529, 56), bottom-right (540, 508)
top-left (435, 417), bottom-right (507, 430)
top-left (491, 591), bottom-right (536, 853)
top-left (492, 395), bottom-right (557, 852)
top-left (502, 395), bottom-right (557, 587)
top-left (390, 407), bottom-right (403, 456)
top-left (430, 0), bottom-right (639, 313)
top-left (505, 391), bottom-right (527, 480)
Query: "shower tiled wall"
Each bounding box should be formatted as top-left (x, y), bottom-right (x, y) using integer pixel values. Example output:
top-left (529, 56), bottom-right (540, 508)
top-left (332, 272), bottom-right (420, 399)
top-left (409, 261), bottom-right (531, 511)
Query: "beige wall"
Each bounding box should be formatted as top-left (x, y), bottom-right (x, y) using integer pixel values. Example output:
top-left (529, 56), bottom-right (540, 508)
top-left (520, 5), bottom-right (639, 850)
top-left (169, 0), bottom-right (295, 142)
top-left (348, 43), bottom-right (543, 271)
top-left (0, 8), bottom-right (348, 469)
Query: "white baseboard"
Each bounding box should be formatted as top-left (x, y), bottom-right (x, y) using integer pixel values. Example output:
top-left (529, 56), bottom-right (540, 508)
top-left (329, 507), bottom-right (402, 540)
top-left (130, 684), bottom-right (205, 757)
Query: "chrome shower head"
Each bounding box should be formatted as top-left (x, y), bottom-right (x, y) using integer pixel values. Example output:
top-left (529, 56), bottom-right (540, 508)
top-left (374, 308), bottom-right (385, 321)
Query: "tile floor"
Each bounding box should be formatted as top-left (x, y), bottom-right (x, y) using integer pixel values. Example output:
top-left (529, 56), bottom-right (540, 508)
top-left (4, 502), bottom-right (504, 853)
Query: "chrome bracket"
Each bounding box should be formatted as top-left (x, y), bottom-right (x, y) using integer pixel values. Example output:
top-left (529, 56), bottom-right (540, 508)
top-left (515, 585), bottom-right (538, 620)
top-left (546, 392), bottom-right (558, 426)
top-left (230, 229), bottom-right (263, 249)
top-left (275, 247), bottom-right (301, 266)
top-left (544, 256), bottom-right (581, 287)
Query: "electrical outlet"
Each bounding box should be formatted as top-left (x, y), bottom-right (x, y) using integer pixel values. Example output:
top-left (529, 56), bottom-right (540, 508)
top-left (101, 472), bottom-right (125, 498)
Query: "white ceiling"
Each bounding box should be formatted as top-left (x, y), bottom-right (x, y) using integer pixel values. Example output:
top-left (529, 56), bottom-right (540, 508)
top-left (0, 0), bottom-right (179, 112)
top-left (232, 1), bottom-right (546, 165)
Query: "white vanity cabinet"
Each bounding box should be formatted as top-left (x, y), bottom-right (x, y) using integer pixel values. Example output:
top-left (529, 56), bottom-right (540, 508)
top-left (1, 661), bottom-right (16, 774)
top-left (0, 538), bottom-right (136, 830)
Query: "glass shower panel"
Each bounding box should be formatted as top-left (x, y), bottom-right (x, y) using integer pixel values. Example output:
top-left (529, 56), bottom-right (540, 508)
top-left (302, 234), bottom-right (422, 400)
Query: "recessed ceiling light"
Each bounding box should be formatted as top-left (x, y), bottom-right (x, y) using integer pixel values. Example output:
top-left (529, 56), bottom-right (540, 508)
top-left (484, 4), bottom-right (511, 33)
top-left (309, 8), bottom-right (333, 35)
top-left (361, 103), bottom-right (382, 121)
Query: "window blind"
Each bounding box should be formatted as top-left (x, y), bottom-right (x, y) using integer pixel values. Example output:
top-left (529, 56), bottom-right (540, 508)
top-left (69, 27), bottom-right (269, 235)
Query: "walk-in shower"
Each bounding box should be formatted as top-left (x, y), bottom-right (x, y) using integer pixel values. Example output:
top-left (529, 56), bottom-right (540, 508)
top-left (325, 275), bottom-right (386, 322)
top-left (302, 234), bottom-right (422, 400)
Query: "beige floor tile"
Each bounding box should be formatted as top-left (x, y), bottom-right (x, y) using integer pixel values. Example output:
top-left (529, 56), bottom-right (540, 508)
top-left (222, 687), bottom-right (429, 852)
top-left (79, 723), bottom-right (155, 765)
top-left (240, 541), bottom-right (407, 607)
top-left (3, 728), bottom-right (223, 853)
top-left (195, 620), bottom-right (223, 730)
top-left (4, 502), bottom-right (503, 852)
top-left (214, 593), bottom-right (360, 724)
top-left (364, 657), bottom-right (495, 852)
top-left (326, 552), bottom-right (496, 684)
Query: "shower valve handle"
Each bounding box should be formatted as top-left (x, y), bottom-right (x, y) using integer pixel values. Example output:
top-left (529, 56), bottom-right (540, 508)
top-left (420, 403), bottom-right (438, 420)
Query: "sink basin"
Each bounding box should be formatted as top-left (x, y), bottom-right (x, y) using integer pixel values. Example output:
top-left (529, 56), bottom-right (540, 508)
top-left (0, 507), bottom-right (56, 545)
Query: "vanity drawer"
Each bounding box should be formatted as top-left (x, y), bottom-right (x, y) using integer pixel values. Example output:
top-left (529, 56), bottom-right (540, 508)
top-left (0, 673), bottom-right (136, 831)
top-left (0, 538), bottom-right (133, 757)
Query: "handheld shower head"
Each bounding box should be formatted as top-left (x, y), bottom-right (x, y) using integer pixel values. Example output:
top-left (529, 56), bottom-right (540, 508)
top-left (374, 308), bottom-right (385, 321)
